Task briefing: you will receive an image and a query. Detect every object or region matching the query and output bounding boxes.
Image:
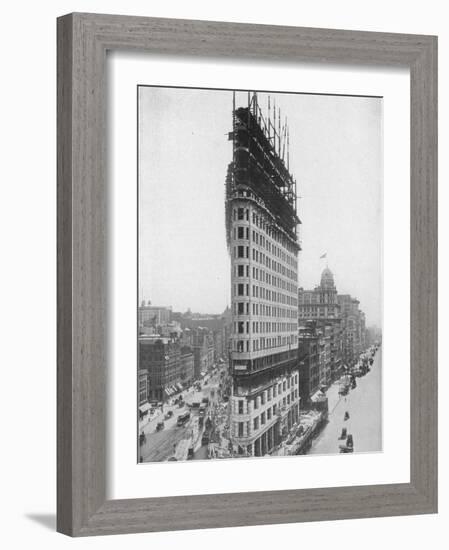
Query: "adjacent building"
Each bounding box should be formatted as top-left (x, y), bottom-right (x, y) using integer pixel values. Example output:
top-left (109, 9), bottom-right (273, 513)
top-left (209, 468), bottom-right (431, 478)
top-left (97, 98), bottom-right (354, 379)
top-left (298, 267), bottom-right (340, 322)
top-left (138, 336), bottom-right (183, 401)
top-left (226, 92), bottom-right (301, 456)
top-left (320, 324), bottom-right (332, 385)
top-left (189, 327), bottom-right (215, 378)
top-left (138, 302), bottom-right (230, 399)
top-left (178, 312), bottom-right (232, 363)
top-left (360, 311), bottom-right (366, 351)
top-left (337, 294), bottom-right (364, 367)
top-left (298, 267), bottom-right (343, 382)
top-left (138, 369), bottom-right (150, 419)
top-left (298, 267), bottom-right (371, 402)
top-left (138, 303), bottom-right (172, 328)
top-left (297, 322), bottom-right (321, 405)
top-left (179, 346), bottom-right (195, 387)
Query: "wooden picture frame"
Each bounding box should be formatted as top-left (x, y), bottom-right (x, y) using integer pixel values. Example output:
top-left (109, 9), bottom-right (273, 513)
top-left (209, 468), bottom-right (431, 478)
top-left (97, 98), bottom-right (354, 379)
top-left (57, 12), bottom-right (438, 536)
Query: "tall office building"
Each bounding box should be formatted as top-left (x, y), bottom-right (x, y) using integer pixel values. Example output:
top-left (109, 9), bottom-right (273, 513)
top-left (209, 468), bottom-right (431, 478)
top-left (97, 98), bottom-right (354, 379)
top-left (226, 92), bottom-right (301, 457)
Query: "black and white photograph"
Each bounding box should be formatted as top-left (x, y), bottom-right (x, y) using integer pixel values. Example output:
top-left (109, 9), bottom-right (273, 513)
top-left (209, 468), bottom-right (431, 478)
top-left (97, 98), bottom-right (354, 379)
top-left (1, 0), bottom-right (441, 544)
top-left (137, 85), bottom-right (383, 463)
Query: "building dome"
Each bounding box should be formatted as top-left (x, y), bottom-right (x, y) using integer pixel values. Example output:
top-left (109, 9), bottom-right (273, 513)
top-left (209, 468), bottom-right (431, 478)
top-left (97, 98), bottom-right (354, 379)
top-left (320, 267), bottom-right (335, 289)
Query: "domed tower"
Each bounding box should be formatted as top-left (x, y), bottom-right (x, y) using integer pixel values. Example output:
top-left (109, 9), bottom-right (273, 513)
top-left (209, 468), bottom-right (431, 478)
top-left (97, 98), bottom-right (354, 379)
top-left (318, 266), bottom-right (337, 309)
top-left (320, 267), bottom-right (336, 290)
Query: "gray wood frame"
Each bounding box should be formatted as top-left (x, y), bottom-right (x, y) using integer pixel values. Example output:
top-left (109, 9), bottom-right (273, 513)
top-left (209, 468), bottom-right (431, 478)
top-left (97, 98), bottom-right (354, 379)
top-left (57, 12), bottom-right (438, 537)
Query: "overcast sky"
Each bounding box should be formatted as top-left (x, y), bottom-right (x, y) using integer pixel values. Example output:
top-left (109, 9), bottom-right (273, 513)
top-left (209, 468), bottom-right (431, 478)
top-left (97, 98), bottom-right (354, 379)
top-left (139, 86), bottom-right (382, 327)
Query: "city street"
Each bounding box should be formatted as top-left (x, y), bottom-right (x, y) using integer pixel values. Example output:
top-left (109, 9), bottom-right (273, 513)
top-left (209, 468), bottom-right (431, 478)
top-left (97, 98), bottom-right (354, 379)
top-left (139, 351), bottom-right (382, 462)
top-left (140, 366), bottom-right (227, 462)
top-left (308, 348), bottom-right (382, 455)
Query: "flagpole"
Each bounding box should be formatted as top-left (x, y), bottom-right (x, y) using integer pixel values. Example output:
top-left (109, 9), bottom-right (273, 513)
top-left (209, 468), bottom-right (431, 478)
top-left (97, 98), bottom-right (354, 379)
top-left (319, 252), bottom-right (328, 269)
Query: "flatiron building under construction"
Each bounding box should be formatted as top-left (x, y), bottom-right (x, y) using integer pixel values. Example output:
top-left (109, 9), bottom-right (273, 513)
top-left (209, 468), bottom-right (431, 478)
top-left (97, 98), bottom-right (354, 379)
top-left (226, 92), bottom-right (301, 457)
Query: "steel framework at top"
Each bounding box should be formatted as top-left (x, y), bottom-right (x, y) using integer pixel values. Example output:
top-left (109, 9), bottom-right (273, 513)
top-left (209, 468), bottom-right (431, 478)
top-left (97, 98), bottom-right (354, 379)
top-left (229, 91), bottom-right (300, 241)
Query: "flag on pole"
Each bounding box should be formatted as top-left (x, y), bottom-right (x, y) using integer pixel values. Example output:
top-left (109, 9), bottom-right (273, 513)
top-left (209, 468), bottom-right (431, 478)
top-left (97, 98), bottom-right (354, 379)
top-left (320, 253), bottom-right (327, 259)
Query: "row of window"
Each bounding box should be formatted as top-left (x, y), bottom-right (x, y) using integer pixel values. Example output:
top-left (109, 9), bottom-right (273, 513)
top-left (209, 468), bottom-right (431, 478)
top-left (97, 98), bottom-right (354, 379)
top-left (236, 394), bottom-right (299, 436)
top-left (252, 284), bottom-right (297, 306)
top-left (250, 210), bottom-right (297, 256)
top-left (232, 224), bottom-right (298, 271)
top-left (234, 283), bottom-right (298, 307)
top-left (234, 264), bottom-right (297, 294)
top-left (299, 293), bottom-right (337, 304)
top-left (234, 335), bottom-right (298, 352)
top-left (232, 206), bottom-right (298, 258)
top-left (233, 245), bottom-right (297, 283)
top-left (299, 305), bottom-right (337, 311)
top-left (234, 321), bottom-right (298, 335)
top-left (236, 374), bottom-right (299, 413)
top-left (233, 301), bottom-right (296, 319)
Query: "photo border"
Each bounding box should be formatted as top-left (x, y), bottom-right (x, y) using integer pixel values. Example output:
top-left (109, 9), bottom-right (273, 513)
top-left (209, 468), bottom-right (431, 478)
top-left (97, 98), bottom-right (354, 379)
top-left (136, 82), bottom-right (384, 465)
top-left (57, 12), bottom-right (437, 536)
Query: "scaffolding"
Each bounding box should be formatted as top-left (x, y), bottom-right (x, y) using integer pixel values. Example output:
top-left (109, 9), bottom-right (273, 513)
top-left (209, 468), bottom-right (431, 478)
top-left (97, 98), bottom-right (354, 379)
top-left (227, 91), bottom-right (300, 242)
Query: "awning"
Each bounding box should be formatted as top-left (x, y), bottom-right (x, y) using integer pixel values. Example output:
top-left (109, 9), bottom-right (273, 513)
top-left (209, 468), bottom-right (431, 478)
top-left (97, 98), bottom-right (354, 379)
top-left (311, 390), bottom-right (326, 402)
top-left (139, 403), bottom-right (151, 413)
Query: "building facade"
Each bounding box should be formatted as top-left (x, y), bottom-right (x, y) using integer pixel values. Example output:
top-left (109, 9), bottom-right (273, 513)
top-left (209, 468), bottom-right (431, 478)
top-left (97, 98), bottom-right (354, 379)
top-left (226, 93), bottom-right (301, 456)
top-left (298, 267), bottom-right (340, 322)
top-left (138, 336), bottom-right (183, 401)
top-left (360, 311), bottom-right (366, 351)
top-left (229, 371), bottom-right (300, 456)
top-left (138, 303), bottom-right (172, 328)
top-left (177, 312), bottom-right (232, 364)
top-left (336, 294), bottom-right (368, 367)
top-left (320, 324), bottom-right (332, 385)
top-left (298, 267), bottom-right (343, 382)
top-left (298, 323), bottom-right (320, 405)
top-left (179, 346), bottom-right (195, 386)
top-left (191, 328), bottom-right (215, 378)
top-left (138, 368), bottom-right (150, 418)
